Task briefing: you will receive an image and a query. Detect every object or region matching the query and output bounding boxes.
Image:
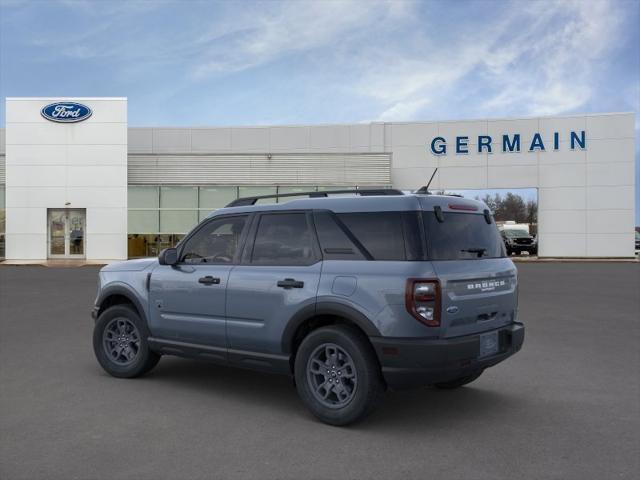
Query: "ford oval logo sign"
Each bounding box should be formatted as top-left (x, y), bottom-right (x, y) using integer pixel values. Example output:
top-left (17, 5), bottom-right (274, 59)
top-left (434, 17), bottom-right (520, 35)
top-left (41, 102), bottom-right (92, 123)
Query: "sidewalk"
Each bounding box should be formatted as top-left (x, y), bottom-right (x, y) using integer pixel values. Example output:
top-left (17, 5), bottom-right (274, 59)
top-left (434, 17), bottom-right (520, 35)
top-left (0, 259), bottom-right (112, 267)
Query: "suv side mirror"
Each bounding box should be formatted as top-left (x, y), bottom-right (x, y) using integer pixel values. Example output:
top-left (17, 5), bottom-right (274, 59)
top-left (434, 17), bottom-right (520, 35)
top-left (159, 247), bottom-right (178, 266)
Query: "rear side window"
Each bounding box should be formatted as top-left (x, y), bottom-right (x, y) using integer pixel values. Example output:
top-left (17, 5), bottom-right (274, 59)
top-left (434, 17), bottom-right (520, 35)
top-left (251, 213), bottom-right (317, 265)
top-left (313, 211), bottom-right (366, 260)
top-left (423, 212), bottom-right (505, 260)
top-left (337, 212), bottom-right (407, 261)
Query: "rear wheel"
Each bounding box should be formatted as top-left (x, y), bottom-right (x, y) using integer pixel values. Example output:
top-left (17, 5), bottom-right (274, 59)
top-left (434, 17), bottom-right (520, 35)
top-left (433, 370), bottom-right (483, 389)
top-left (294, 325), bottom-right (384, 426)
top-left (93, 304), bottom-right (160, 378)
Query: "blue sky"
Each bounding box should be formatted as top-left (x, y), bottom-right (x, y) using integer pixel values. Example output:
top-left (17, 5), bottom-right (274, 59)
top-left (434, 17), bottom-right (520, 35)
top-left (0, 0), bottom-right (638, 220)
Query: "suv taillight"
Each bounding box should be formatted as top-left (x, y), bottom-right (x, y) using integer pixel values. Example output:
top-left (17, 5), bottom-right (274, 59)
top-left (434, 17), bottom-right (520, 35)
top-left (405, 279), bottom-right (441, 327)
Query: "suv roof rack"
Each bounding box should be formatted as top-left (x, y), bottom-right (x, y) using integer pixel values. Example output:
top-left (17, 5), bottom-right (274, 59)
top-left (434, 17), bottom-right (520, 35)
top-left (226, 188), bottom-right (405, 207)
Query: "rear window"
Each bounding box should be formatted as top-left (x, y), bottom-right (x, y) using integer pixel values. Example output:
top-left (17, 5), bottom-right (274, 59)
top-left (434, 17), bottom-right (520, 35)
top-left (423, 212), bottom-right (505, 260)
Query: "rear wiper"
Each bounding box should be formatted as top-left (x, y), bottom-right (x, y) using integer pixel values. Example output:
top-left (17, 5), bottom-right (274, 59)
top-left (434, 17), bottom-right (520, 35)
top-left (461, 248), bottom-right (487, 258)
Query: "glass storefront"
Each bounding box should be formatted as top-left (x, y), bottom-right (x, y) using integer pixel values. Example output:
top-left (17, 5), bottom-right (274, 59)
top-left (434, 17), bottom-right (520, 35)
top-left (126, 185), bottom-right (366, 258)
top-left (127, 234), bottom-right (185, 258)
top-left (0, 184), bottom-right (389, 260)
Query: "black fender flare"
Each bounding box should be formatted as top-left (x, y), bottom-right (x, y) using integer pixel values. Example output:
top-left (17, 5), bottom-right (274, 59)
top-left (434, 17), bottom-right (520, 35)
top-left (96, 283), bottom-right (148, 324)
top-left (281, 301), bottom-right (381, 354)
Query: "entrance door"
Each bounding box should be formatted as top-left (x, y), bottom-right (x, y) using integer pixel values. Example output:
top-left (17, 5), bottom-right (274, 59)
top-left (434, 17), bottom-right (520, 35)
top-left (47, 209), bottom-right (86, 258)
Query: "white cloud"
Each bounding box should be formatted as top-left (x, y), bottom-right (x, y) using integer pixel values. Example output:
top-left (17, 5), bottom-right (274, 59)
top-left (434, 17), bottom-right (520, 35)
top-left (349, 0), bottom-right (626, 121)
top-left (190, 1), bottom-right (409, 79)
top-left (480, 0), bottom-right (624, 116)
top-left (11, 0), bottom-right (633, 123)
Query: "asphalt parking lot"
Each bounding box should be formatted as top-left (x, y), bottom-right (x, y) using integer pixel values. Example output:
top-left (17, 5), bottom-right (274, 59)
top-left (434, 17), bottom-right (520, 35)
top-left (0, 263), bottom-right (638, 480)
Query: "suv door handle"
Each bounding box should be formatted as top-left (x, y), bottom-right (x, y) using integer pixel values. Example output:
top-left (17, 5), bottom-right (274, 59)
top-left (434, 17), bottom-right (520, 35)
top-left (277, 278), bottom-right (304, 289)
top-left (198, 276), bottom-right (221, 285)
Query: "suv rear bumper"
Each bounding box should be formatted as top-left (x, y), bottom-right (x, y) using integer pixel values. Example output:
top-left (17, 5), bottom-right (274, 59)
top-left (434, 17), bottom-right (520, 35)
top-left (370, 323), bottom-right (524, 390)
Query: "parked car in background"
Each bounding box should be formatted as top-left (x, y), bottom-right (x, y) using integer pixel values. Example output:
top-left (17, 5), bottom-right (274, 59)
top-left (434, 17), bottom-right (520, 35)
top-left (635, 230), bottom-right (640, 253)
top-left (501, 229), bottom-right (537, 256)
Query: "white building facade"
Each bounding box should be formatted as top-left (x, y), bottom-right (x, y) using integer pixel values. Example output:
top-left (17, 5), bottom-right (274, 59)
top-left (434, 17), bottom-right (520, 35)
top-left (0, 97), bottom-right (636, 260)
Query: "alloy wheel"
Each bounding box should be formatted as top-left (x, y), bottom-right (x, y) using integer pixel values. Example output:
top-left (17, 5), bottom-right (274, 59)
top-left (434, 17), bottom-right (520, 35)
top-left (102, 317), bottom-right (141, 366)
top-left (306, 343), bottom-right (358, 408)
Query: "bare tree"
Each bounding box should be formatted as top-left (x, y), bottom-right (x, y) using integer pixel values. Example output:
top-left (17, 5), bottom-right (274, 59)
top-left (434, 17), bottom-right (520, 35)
top-left (525, 199), bottom-right (538, 224)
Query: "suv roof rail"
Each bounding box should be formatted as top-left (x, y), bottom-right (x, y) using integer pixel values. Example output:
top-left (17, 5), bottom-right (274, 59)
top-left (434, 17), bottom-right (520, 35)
top-left (226, 188), bottom-right (405, 207)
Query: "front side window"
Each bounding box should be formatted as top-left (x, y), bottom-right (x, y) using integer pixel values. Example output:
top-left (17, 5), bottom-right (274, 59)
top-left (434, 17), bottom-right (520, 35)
top-left (180, 215), bottom-right (248, 264)
top-left (251, 213), bottom-right (316, 265)
top-left (424, 212), bottom-right (505, 260)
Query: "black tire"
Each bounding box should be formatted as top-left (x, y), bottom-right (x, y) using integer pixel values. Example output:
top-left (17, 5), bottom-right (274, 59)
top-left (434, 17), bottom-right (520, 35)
top-left (433, 370), bottom-right (483, 389)
top-left (93, 304), bottom-right (160, 378)
top-left (294, 325), bottom-right (384, 426)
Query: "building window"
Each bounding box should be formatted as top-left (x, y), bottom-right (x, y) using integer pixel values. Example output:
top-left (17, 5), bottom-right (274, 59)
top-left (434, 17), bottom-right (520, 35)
top-left (129, 186), bottom-right (159, 208)
top-left (159, 210), bottom-right (198, 234)
top-left (127, 234), bottom-right (185, 258)
top-left (199, 186), bottom-right (237, 209)
top-left (160, 186), bottom-right (198, 209)
top-left (238, 186), bottom-right (277, 204)
top-left (127, 210), bottom-right (159, 234)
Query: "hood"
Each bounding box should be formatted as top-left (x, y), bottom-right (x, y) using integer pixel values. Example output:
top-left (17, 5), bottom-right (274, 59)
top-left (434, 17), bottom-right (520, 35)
top-left (101, 257), bottom-right (158, 272)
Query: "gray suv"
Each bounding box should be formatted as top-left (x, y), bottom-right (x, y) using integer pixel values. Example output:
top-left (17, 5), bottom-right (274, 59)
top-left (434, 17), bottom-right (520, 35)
top-left (92, 190), bottom-right (524, 425)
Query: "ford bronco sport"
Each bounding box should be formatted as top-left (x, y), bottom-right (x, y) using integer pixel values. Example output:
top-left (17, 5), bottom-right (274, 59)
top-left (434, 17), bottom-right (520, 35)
top-left (92, 189), bottom-right (524, 425)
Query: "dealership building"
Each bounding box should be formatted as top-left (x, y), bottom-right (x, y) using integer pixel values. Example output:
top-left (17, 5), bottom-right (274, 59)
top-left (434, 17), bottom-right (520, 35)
top-left (0, 97), bottom-right (636, 261)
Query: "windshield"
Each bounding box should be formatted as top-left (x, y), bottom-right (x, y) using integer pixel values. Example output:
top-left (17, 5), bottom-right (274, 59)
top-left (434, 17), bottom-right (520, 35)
top-left (423, 211), bottom-right (505, 260)
top-left (503, 229), bottom-right (529, 237)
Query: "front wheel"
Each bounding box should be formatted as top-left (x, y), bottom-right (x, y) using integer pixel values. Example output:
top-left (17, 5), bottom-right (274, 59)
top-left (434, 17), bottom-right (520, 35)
top-left (93, 304), bottom-right (160, 378)
top-left (294, 325), bottom-right (384, 426)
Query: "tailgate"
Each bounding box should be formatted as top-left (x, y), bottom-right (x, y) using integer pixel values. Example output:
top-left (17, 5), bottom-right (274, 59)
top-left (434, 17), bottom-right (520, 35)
top-left (432, 258), bottom-right (517, 338)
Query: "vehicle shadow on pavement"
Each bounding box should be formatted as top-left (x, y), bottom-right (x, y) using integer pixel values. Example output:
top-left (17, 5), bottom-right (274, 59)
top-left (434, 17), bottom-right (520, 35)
top-left (367, 386), bottom-right (519, 429)
top-left (129, 357), bottom-right (520, 429)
